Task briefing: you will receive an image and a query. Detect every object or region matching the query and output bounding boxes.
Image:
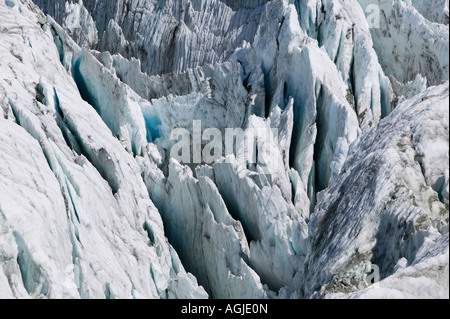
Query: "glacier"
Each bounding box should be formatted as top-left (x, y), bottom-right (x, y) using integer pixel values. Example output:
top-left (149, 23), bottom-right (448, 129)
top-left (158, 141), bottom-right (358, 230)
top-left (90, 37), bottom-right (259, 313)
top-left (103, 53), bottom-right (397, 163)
top-left (0, 0), bottom-right (448, 299)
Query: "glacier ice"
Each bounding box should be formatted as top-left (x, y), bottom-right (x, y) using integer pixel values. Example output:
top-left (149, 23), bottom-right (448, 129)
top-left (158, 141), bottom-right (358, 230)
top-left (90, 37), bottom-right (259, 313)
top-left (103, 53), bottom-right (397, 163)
top-left (303, 82), bottom-right (449, 298)
top-left (357, 0), bottom-right (449, 86)
top-left (140, 158), bottom-right (268, 299)
top-left (411, 0), bottom-right (449, 25)
top-left (296, 0), bottom-right (393, 128)
top-left (0, 0), bottom-right (448, 299)
top-left (0, 0), bottom-right (207, 299)
top-left (327, 234), bottom-right (449, 299)
top-left (34, 0), bottom-right (269, 76)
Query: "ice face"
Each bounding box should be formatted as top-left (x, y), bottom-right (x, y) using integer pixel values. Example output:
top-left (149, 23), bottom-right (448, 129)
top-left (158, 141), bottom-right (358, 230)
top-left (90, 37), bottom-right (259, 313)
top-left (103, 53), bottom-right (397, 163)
top-left (0, 0), bottom-right (448, 299)
top-left (0, 0), bottom-right (207, 299)
top-left (34, 0), bottom-right (269, 76)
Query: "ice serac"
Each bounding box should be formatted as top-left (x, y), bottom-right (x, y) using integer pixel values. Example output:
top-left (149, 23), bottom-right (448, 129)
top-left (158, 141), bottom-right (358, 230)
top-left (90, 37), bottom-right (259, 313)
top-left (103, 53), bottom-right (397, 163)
top-left (357, 0), bottom-right (449, 86)
top-left (0, 0), bottom-right (206, 299)
top-left (134, 0), bottom-right (361, 297)
top-left (212, 156), bottom-right (309, 295)
top-left (411, 0), bottom-right (449, 25)
top-left (303, 82), bottom-right (449, 298)
top-left (3, 0), bottom-right (449, 300)
top-left (62, 0), bottom-right (97, 48)
top-left (327, 234), bottom-right (449, 299)
top-left (51, 29), bottom-right (148, 156)
top-left (33, 0), bottom-right (97, 48)
top-left (232, 0), bottom-right (362, 210)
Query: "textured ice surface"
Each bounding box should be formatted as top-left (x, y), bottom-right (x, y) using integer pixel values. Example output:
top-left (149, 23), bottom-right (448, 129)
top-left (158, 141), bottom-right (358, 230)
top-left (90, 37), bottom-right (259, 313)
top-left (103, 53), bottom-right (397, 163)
top-left (303, 83), bottom-right (449, 298)
top-left (357, 0), bottom-right (449, 86)
top-left (0, 0), bottom-right (448, 299)
top-left (411, 0), bottom-right (449, 25)
top-left (34, 0), bottom-right (269, 76)
top-left (0, 0), bottom-right (206, 299)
